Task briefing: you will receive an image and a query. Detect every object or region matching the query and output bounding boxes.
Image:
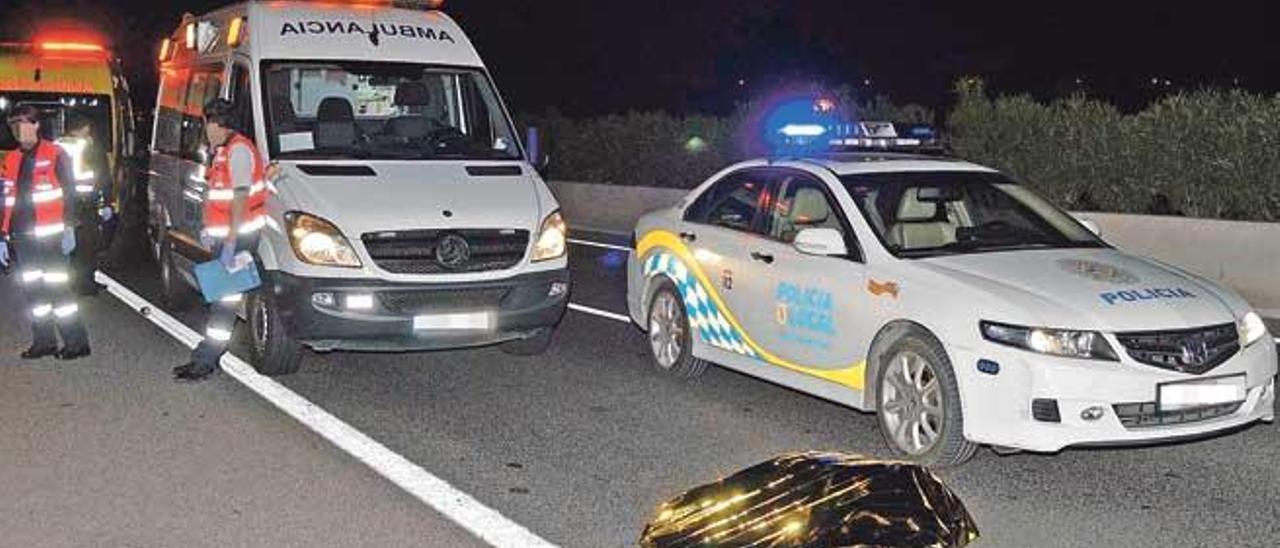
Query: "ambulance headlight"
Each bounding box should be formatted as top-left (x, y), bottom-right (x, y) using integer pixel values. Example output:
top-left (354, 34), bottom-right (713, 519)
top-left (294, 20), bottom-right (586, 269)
top-left (286, 212), bottom-right (362, 268)
top-left (1238, 312), bottom-right (1268, 347)
top-left (981, 321), bottom-right (1119, 361)
top-left (531, 210), bottom-right (567, 262)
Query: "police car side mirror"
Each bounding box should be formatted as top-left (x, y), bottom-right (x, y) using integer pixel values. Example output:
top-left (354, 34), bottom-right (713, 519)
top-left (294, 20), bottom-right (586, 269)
top-left (794, 228), bottom-right (848, 257)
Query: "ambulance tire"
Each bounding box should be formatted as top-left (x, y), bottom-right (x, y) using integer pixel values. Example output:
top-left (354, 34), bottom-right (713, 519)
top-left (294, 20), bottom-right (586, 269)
top-left (157, 228), bottom-right (195, 310)
top-left (247, 292), bottom-right (304, 377)
top-left (874, 327), bottom-right (977, 467)
top-left (646, 282), bottom-right (709, 379)
top-left (501, 327), bottom-right (556, 356)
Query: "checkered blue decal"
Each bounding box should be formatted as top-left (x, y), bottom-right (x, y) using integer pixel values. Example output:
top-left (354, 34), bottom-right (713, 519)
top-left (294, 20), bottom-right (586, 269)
top-left (644, 252), bottom-right (758, 359)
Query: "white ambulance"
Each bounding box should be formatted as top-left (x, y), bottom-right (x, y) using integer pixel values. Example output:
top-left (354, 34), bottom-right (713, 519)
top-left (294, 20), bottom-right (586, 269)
top-left (147, 0), bottom-right (569, 375)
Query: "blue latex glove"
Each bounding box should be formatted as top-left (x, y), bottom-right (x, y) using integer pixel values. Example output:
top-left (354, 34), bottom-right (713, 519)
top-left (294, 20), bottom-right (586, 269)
top-left (219, 241), bottom-right (237, 269)
top-left (0, 240), bottom-right (9, 268)
top-left (61, 230), bottom-right (76, 256)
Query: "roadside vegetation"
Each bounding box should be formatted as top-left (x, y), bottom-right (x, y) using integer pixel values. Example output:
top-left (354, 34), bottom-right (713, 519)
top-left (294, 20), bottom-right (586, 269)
top-left (523, 81), bottom-right (1280, 222)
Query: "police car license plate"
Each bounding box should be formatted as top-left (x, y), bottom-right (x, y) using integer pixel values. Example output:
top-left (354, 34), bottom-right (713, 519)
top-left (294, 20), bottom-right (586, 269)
top-left (413, 312), bottom-right (491, 331)
top-left (1158, 374), bottom-right (1246, 412)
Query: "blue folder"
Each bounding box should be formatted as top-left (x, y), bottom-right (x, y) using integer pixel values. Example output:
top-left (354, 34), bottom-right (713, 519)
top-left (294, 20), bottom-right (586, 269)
top-left (194, 253), bottom-right (262, 304)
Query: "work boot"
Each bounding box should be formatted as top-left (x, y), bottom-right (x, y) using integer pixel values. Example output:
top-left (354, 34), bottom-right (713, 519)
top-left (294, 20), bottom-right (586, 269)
top-left (21, 345), bottom-right (58, 360)
top-left (173, 362), bottom-right (217, 383)
top-left (56, 347), bottom-right (91, 361)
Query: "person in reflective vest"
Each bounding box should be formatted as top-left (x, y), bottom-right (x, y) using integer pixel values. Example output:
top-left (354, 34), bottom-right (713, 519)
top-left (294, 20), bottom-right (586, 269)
top-left (174, 99), bottom-right (266, 382)
top-left (60, 114), bottom-right (114, 296)
top-left (0, 105), bottom-right (91, 360)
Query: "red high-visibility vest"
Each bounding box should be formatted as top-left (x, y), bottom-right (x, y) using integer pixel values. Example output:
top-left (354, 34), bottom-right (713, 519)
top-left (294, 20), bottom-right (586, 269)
top-left (203, 133), bottom-right (267, 239)
top-left (2, 141), bottom-right (68, 238)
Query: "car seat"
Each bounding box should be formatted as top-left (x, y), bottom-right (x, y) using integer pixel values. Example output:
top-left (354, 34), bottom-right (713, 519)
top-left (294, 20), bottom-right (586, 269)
top-left (388, 81), bottom-right (437, 140)
top-left (888, 190), bottom-right (957, 249)
top-left (315, 97), bottom-right (358, 149)
top-left (778, 186), bottom-right (836, 243)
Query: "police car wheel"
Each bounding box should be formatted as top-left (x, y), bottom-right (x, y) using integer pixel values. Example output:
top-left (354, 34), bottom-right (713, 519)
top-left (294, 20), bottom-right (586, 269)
top-left (157, 229), bottom-right (194, 310)
top-left (647, 283), bottom-right (708, 379)
top-left (875, 330), bottom-right (976, 467)
top-left (247, 292), bottom-right (303, 376)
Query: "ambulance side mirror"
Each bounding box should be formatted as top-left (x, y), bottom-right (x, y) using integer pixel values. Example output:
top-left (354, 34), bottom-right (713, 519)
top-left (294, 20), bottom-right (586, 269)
top-left (526, 126), bottom-right (551, 179)
top-left (794, 228), bottom-right (848, 257)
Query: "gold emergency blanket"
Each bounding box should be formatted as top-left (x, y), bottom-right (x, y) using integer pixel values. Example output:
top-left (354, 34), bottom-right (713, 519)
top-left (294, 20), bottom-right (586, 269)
top-left (641, 452), bottom-right (979, 547)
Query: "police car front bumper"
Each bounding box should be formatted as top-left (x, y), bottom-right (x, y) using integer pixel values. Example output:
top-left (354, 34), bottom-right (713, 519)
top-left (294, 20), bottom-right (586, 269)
top-left (952, 336), bottom-right (1277, 453)
top-left (268, 269), bottom-right (569, 352)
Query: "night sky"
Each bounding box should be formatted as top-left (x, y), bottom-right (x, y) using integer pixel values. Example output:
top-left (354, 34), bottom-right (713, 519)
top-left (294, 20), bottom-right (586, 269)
top-left (4, 0), bottom-right (1276, 116)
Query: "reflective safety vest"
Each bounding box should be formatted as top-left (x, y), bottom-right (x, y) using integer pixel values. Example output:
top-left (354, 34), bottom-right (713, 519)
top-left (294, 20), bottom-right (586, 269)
top-left (203, 133), bottom-right (267, 239)
top-left (54, 136), bottom-right (98, 195)
top-left (1, 141), bottom-right (68, 238)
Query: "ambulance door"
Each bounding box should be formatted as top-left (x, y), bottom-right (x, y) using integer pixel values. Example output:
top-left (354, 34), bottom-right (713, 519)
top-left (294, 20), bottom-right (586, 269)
top-left (174, 63), bottom-right (225, 242)
top-left (743, 169), bottom-right (871, 380)
top-left (150, 66), bottom-right (191, 234)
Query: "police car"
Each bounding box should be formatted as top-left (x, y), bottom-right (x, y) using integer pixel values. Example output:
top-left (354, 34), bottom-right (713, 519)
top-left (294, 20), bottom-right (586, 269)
top-left (626, 115), bottom-right (1277, 466)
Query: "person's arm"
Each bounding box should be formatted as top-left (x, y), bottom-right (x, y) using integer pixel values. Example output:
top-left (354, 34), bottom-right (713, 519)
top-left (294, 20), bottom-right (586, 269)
top-left (0, 155), bottom-right (9, 239)
top-left (92, 146), bottom-right (112, 208)
top-left (56, 149), bottom-right (79, 227)
top-left (227, 141), bottom-right (255, 244)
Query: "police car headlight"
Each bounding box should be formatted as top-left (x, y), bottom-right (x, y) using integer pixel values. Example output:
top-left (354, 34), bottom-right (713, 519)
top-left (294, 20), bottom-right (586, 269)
top-left (531, 210), bottom-right (567, 262)
top-left (285, 212), bottom-right (362, 268)
top-left (1238, 312), bottom-right (1268, 347)
top-left (981, 321), bottom-right (1119, 361)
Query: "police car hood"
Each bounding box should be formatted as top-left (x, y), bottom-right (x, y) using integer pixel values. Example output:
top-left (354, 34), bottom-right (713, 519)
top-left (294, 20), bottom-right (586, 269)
top-left (915, 248), bottom-right (1240, 331)
top-left (276, 162), bottom-right (542, 235)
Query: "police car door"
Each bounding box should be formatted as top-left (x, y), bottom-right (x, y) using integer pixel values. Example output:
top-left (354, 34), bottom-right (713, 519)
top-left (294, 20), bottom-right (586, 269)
top-left (742, 169), bottom-right (870, 387)
top-left (677, 168), bottom-right (773, 358)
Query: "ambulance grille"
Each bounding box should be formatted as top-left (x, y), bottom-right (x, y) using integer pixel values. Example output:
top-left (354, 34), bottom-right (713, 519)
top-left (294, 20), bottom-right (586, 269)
top-left (377, 288), bottom-right (510, 315)
top-left (362, 229), bottom-right (529, 274)
top-left (1111, 401), bottom-right (1243, 429)
top-left (1114, 323), bottom-right (1239, 375)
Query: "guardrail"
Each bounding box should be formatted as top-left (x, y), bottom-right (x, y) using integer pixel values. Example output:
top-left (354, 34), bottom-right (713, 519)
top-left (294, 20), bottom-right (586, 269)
top-left (548, 181), bottom-right (1280, 319)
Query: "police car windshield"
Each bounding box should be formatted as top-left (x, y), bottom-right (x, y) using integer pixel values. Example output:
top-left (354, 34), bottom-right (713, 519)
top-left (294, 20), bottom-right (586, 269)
top-left (841, 171), bottom-right (1106, 258)
top-left (261, 61), bottom-right (521, 162)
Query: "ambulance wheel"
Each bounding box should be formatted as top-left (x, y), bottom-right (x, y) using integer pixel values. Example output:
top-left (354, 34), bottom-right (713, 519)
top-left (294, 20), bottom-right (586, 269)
top-left (501, 327), bottom-right (556, 356)
top-left (647, 282), bottom-right (708, 379)
top-left (157, 229), bottom-right (195, 310)
top-left (247, 292), bottom-right (303, 376)
top-left (875, 328), bottom-right (977, 467)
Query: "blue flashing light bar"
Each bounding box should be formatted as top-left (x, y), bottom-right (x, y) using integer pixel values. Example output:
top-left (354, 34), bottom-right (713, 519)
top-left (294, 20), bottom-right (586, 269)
top-left (779, 124), bottom-right (828, 138)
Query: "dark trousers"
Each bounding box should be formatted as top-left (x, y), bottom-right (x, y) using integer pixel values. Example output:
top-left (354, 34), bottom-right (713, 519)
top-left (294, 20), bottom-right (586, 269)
top-left (72, 207), bottom-right (101, 291)
top-left (191, 235), bottom-right (259, 369)
top-left (14, 235), bottom-right (90, 352)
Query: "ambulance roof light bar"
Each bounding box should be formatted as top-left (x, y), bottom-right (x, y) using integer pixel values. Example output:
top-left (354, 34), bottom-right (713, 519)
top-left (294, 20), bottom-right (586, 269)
top-left (254, 0), bottom-right (444, 10)
top-left (39, 42), bottom-right (105, 53)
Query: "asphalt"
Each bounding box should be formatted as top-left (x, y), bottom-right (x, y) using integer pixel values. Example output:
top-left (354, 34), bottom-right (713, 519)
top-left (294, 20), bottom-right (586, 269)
top-left (1, 230), bottom-right (1278, 547)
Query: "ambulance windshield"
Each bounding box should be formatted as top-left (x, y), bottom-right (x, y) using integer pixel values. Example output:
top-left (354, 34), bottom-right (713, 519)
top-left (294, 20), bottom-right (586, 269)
top-left (262, 61), bottom-right (520, 161)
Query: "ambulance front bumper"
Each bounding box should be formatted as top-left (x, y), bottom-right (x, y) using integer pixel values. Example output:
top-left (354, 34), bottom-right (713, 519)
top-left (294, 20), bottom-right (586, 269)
top-left (267, 269), bottom-right (569, 352)
top-left (952, 336), bottom-right (1277, 453)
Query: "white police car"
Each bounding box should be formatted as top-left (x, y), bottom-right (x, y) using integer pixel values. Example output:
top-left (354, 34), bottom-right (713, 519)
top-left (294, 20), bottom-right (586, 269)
top-left (625, 122), bottom-right (1276, 466)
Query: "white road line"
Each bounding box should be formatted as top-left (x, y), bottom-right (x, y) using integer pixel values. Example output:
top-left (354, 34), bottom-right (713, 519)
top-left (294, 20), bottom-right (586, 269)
top-left (568, 303), bottom-right (632, 324)
top-left (94, 271), bottom-right (559, 548)
top-left (568, 238), bottom-right (632, 253)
